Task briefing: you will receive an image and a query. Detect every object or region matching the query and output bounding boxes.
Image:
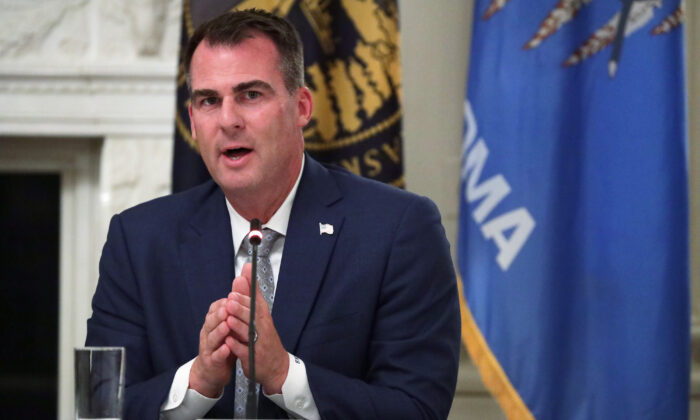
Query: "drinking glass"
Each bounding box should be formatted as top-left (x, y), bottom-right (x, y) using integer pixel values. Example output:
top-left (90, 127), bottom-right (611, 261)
top-left (74, 347), bottom-right (125, 420)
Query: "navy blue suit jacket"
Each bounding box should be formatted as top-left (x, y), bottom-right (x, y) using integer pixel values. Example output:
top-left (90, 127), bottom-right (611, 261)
top-left (86, 156), bottom-right (461, 419)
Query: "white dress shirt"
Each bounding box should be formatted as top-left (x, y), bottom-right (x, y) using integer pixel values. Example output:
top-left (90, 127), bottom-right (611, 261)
top-left (161, 156), bottom-right (320, 420)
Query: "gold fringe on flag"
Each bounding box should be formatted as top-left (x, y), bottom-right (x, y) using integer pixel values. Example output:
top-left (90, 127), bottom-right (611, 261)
top-left (457, 278), bottom-right (534, 420)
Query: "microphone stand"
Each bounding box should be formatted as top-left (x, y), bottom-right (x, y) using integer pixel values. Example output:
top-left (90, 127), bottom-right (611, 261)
top-left (246, 219), bottom-right (262, 419)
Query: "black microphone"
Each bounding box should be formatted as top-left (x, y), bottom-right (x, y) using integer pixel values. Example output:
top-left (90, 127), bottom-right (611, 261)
top-left (246, 219), bottom-right (262, 418)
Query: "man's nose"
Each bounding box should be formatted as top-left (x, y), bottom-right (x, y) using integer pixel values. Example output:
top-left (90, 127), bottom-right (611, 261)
top-left (219, 96), bottom-right (244, 131)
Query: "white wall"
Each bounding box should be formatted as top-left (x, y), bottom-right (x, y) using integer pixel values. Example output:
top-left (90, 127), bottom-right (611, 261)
top-left (401, 1), bottom-right (471, 259)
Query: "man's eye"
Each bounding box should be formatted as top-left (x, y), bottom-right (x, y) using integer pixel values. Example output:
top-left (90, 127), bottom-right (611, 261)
top-left (245, 91), bottom-right (261, 100)
top-left (201, 97), bottom-right (219, 106)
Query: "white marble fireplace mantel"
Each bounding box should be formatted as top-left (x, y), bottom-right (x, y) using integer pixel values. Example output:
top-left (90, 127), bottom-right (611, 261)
top-left (0, 1), bottom-right (182, 418)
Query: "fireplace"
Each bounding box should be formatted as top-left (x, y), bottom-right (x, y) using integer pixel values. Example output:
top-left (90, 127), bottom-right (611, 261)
top-left (0, 2), bottom-right (181, 417)
top-left (0, 137), bottom-right (101, 418)
top-left (0, 172), bottom-right (59, 417)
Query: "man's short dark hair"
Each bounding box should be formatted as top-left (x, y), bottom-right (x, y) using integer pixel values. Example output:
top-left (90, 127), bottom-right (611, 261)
top-left (184, 8), bottom-right (304, 95)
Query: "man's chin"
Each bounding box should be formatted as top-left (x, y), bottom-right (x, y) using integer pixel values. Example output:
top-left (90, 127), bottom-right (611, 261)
top-left (214, 175), bottom-right (259, 197)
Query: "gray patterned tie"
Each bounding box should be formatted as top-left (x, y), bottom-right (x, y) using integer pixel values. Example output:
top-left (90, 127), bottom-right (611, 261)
top-left (234, 228), bottom-right (282, 418)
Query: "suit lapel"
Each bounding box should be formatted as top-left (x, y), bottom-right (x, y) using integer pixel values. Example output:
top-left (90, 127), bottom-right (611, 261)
top-left (180, 185), bottom-right (236, 332)
top-left (273, 157), bottom-right (344, 353)
top-left (177, 159), bottom-right (344, 355)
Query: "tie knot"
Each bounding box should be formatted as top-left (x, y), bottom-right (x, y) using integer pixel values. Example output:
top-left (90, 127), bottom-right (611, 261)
top-left (243, 228), bottom-right (281, 257)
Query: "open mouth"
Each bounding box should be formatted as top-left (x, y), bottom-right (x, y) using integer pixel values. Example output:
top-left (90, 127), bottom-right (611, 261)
top-left (224, 147), bottom-right (251, 161)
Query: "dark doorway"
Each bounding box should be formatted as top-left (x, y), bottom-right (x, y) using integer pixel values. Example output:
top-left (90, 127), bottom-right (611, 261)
top-left (0, 173), bottom-right (60, 418)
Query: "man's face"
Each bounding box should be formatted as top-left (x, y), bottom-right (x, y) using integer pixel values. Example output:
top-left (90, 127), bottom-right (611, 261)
top-left (188, 34), bottom-right (311, 204)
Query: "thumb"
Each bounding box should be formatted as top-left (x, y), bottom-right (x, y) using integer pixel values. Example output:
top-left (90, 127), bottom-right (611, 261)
top-left (255, 282), bottom-right (271, 314)
top-left (232, 262), bottom-right (252, 295)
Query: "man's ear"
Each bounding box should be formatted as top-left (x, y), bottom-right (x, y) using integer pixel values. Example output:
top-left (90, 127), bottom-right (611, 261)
top-left (296, 86), bottom-right (313, 127)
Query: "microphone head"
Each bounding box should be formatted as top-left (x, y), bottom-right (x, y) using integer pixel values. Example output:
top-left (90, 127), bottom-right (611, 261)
top-left (249, 218), bottom-right (262, 245)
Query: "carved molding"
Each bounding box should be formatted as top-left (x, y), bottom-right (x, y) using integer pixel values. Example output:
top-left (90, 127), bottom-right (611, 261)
top-left (0, 73), bottom-right (175, 95)
top-left (98, 0), bottom-right (179, 59)
top-left (0, 0), bottom-right (181, 62)
top-left (0, 64), bottom-right (177, 137)
top-left (0, 0), bottom-right (90, 59)
top-left (121, 0), bottom-right (171, 56)
top-left (0, 83), bottom-right (170, 94)
top-left (0, 0), bottom-right (181, 137)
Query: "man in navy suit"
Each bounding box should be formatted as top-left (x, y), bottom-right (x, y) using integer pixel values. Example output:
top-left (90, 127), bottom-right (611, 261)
top-left (86, 9), bottom-right (460, 420)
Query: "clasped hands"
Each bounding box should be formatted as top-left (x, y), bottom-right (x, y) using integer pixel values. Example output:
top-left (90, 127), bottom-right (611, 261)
top-left (190, 263), bottom-right (289, 398)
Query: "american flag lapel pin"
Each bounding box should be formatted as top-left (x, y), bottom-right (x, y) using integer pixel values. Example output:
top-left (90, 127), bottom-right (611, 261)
top-left (319, 222), bottom-right (334, 236)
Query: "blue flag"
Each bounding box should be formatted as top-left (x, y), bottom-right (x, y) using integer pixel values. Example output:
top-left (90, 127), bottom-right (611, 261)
top-left (458, 1), bottom-right (689, 419)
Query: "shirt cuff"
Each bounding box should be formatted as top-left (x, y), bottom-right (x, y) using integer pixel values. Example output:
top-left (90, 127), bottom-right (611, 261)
top-left (160, 357), bottom-right (221, 420)
top-left (264, 353), bottom-right (320, 420)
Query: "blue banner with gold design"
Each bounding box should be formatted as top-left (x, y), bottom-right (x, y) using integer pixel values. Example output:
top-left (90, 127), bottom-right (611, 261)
top-left (172, 0), bottom-right (403, 192)
top-left (458, 1), bottom-right (689, 419)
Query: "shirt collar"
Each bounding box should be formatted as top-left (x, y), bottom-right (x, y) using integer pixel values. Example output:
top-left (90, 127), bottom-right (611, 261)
top-left (226, 154), bottom-right (305, 254)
